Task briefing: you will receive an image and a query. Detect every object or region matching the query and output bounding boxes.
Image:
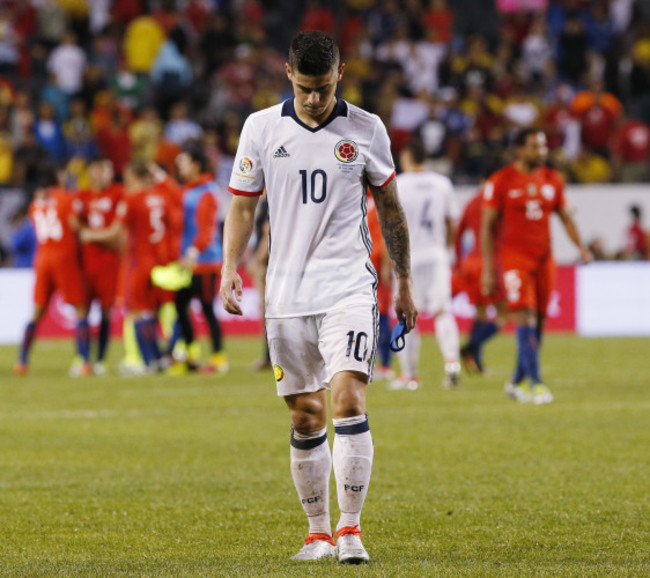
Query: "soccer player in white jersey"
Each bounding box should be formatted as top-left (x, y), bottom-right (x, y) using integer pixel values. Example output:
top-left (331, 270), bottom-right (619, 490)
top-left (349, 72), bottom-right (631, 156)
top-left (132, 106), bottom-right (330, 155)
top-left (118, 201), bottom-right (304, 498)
top-left (220, 31), bottom-right (417, 564)
top-left (392, 136), bottom-right (462, 390)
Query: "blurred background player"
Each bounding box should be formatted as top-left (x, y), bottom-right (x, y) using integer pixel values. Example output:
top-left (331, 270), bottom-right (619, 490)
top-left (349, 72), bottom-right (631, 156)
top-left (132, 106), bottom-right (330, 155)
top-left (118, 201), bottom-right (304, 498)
top-left (81, 162), bottom-right (173, 373)
top-left (74, 158), bottom-right (123, 375)
top-left (169, 142), bottom-right (227, 374)
top-left (248, 193), bottom-right (272, 371)
top-left (392, 136), bottom-right (461, 390)
top-left (367, 190), bottom-right (394, 380)
top-left (622, 204), bottom-right (648, 260)
top-left (15, 166), bottom-right (91, 376)
top-left (454, 181), bottom-right (507, 374)
top-left (481, 128), bottom-right (593, 405)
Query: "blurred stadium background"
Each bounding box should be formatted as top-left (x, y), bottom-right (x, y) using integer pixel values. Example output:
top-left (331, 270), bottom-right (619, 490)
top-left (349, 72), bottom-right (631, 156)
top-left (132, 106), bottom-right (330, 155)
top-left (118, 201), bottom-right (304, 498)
top-left (0, 0), bottom-right (649, 341)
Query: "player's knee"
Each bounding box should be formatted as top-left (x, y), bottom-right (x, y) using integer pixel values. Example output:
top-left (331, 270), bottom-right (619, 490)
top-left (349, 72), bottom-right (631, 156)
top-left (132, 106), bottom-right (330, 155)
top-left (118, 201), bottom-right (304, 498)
top-left (331, 386), bottom-right (367, 419)
top-left (287, 395), bottom-right (327, 434)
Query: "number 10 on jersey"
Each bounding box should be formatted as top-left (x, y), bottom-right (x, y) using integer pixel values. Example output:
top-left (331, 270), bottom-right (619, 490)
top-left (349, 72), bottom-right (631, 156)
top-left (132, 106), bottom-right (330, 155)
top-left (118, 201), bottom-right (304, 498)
top-left (300, 170), bottom-right (327, 204)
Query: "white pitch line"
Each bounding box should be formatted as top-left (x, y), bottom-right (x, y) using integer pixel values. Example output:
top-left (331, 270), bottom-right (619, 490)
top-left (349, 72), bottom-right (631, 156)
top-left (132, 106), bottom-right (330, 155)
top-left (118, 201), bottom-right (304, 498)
top-left (0, 408), bottom-right (169, 420)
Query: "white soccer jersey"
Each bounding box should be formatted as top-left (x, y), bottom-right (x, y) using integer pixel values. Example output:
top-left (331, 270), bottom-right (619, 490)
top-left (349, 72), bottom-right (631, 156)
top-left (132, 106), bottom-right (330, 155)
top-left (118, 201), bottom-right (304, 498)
top-left (396, 170), bottom-right (459, 265)
top-left (229, 99), bottom-right (395, 318)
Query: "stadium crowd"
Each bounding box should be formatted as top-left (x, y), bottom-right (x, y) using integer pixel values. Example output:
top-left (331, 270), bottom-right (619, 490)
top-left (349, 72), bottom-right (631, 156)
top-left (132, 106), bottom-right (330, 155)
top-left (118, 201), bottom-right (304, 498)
top-left (0, 0), bottom-right (649, 268)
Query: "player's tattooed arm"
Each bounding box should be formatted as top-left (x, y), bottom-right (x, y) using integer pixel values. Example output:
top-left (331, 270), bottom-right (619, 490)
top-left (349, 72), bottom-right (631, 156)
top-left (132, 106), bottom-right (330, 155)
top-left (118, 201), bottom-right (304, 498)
top-left (370, 179), bottom-right (418, 331)
top-left (369, 179), bottom-right (411, 279)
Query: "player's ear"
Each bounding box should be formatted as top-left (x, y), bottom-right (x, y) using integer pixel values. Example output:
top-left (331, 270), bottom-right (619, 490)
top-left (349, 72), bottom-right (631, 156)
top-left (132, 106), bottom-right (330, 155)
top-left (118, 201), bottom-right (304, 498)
top-left (285, 63), bottom-right (292, 80)
top-left (337, 62), bottom-right (345, 81)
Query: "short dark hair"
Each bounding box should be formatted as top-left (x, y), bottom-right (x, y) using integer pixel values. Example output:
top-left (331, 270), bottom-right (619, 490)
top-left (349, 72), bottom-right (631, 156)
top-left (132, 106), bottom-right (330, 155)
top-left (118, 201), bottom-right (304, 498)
top-left (35, 164), bottom-right (59, 189)
top-left (181, 141), bottom-right (209, 173)
top-left (127, 161), bottom-right (151, 180)
top-left (631, 205), bottom-right (642, 219)
top-left (288, 30), bottom-right (340, 76)
top-left (514, 127), bottom-right (543, 148)
top-left (405, 135), bottom-right (427, 165)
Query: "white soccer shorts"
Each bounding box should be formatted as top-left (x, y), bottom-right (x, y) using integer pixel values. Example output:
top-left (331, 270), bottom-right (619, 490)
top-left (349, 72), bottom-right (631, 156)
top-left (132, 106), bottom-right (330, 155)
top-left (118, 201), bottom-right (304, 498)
top-left (410, 260), bottom-right (452, 315)
top-left (266, 307), bottom-right (378, 397)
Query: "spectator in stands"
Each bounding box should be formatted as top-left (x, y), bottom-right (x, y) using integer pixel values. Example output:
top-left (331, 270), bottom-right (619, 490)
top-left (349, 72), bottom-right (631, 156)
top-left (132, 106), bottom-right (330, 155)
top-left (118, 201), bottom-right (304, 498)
top-left (0, 4), bottom-right (20, 79)
top-left (122, 12), bottom-right (165, 75)
top-left (10, 91), bottom-right (35, 148)
top-left (570, 148), bottom-right (612, 184)
top-left (111, 58), bottom-right (146, 112)
top-left (0, 128), bottom-right (13, 185)
top-left (47, 30), bottom-right (87, 97)
top-left (558, 11), bottom-right (589, 85)
top-left (96, 107), bottom-right (132, 177)
top-left (611, 114), bottom-right (650, 183)
top-left (622, 205), bottom-right (648, 260)
top-left (64, 99), bottom-right (97, 162)
top-left (8, 206), bottom-right (36, 268)
top-left (164, 101), bottom-right (203, 146)
top-left (13, 132), bottom-right (48, 193)
top-left (150, 26), bottom-right (193, 120)
top-left (34, 102), bottom-right (67, 166)
top-left (129, 107), bottom-right (163, 163)
top-left (424, 0), bottom-right (454, 45)
top-left (571, 78), bottom-right (622, 156)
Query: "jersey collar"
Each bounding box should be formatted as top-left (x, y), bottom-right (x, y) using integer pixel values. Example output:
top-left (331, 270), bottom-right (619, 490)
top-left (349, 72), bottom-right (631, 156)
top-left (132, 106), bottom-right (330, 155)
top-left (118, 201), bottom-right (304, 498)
top-left (282, 98), bottom-right (348, 133)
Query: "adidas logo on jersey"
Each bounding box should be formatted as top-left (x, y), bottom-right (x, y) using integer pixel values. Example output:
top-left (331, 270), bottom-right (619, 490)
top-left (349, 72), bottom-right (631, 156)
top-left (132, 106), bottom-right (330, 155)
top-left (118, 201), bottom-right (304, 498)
top-left (273, 146), bottom-right (290, 158)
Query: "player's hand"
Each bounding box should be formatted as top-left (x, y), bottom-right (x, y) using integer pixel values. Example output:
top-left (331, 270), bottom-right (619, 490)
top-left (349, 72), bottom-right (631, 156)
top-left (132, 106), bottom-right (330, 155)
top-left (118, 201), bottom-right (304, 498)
top-left (481, 267), bottom-right (496, 297)
top-left (394, 277), bottom-right (418, 332)
top-left (220, 267), bottom-right (244, 315)
top-left (580, 246), bottom-right (594, 264)
top-left (79, 228), bottom-right (91, 243)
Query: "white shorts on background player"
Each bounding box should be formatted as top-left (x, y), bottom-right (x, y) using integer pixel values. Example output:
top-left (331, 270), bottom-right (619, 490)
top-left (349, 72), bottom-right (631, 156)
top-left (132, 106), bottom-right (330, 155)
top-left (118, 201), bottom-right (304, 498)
top-left (410, 259), bottom-right (452, 315)
top-left (267, 307), bottom-right (377, 397)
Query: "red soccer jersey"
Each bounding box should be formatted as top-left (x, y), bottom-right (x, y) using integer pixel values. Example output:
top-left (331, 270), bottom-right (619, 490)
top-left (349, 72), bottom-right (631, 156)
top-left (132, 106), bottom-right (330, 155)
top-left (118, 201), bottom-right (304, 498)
top-left (483, 164), bottom-right (566, 262)
top-left (76, 184), bottom-right (124, 268)
top-left (116, 188), bottom-right (170, 270)
top-left (612, 121), bottom-right (650, 163)
top-left (455, 191), bottom-right (483, 262)
top-left (29, 187), bottom-right (80, 260)
top-left (153, 176), bottom-right (184, 261)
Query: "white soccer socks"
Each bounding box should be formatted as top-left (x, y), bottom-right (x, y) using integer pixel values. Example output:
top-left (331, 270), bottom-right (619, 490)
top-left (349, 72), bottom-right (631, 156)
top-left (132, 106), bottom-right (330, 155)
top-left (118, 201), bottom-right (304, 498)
top-left (397, 328), bottom-right (421, 379)
top-left (332, 414), bottom-right (374, 532)
top-left (435, 310), bottom-right (460, 364)
top-left (290, 426), bottom-right (332, 536)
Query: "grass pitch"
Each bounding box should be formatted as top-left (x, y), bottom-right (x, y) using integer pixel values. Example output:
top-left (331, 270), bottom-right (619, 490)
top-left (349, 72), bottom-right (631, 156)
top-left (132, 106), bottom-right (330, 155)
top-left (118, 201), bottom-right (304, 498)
top-left (0, 334), bottom-right (648, 577)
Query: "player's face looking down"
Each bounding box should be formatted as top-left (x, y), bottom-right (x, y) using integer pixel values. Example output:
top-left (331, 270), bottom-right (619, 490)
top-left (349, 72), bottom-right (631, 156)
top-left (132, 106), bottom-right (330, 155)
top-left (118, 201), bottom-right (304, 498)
top-left (517, 132), bottom-right (549, 169)
top-left (285, 62), bottom-right (345, 125)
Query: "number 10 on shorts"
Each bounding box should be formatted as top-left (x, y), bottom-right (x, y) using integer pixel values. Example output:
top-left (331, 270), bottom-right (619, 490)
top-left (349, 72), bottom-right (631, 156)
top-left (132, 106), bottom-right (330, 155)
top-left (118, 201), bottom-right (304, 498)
top-left (346, 331), bottom-right (369, 362)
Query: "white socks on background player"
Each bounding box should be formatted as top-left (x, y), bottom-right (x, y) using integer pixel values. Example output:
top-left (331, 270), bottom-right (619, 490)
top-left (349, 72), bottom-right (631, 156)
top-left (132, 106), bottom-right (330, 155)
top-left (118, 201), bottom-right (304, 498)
top-left (397, 328), bottom-right (421, 378)
top-left (435, 311), bottom-right (460, 364)
top-left (290, 414), bottom-right (374, 535)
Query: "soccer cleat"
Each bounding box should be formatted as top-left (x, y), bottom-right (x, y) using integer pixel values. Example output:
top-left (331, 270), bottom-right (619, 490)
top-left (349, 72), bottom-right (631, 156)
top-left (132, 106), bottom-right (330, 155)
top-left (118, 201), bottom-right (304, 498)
top-left (387, 376), bottom-right (419, 391)
top-left (13, 362), bottom-right (29, 376)
top-left (374, 365), bottom-right (395, 381)
top-left (291, 533), bottom-right (337, 561)
top-left (118, 361), bottom-right (150, 377)
top-left (460, 345), bottom-right (483, 374)
top-left (69, 358), bottom-right (93, 377)
top-left (504, 381), bottom-right (532, 403)
top-left (93, 362), bottom-right (107, 376)
top-left (442, 361), bottom-right (461, 389)
top-left (337, 526), bottom-right (370, 564)
top-left (532, 383), bottom-right (554, 405)
top-left (204, 352), bottom-right (229, 374)
top-left (150, 262), bottom-right (192, 291)
top-left (250, 357), bottom-right (272, 371)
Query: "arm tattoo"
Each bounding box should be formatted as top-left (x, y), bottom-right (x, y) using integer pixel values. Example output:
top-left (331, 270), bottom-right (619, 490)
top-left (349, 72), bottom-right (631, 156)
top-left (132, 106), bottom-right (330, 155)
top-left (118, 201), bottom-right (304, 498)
top-left (370, 180), bottom-right (411, 279)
